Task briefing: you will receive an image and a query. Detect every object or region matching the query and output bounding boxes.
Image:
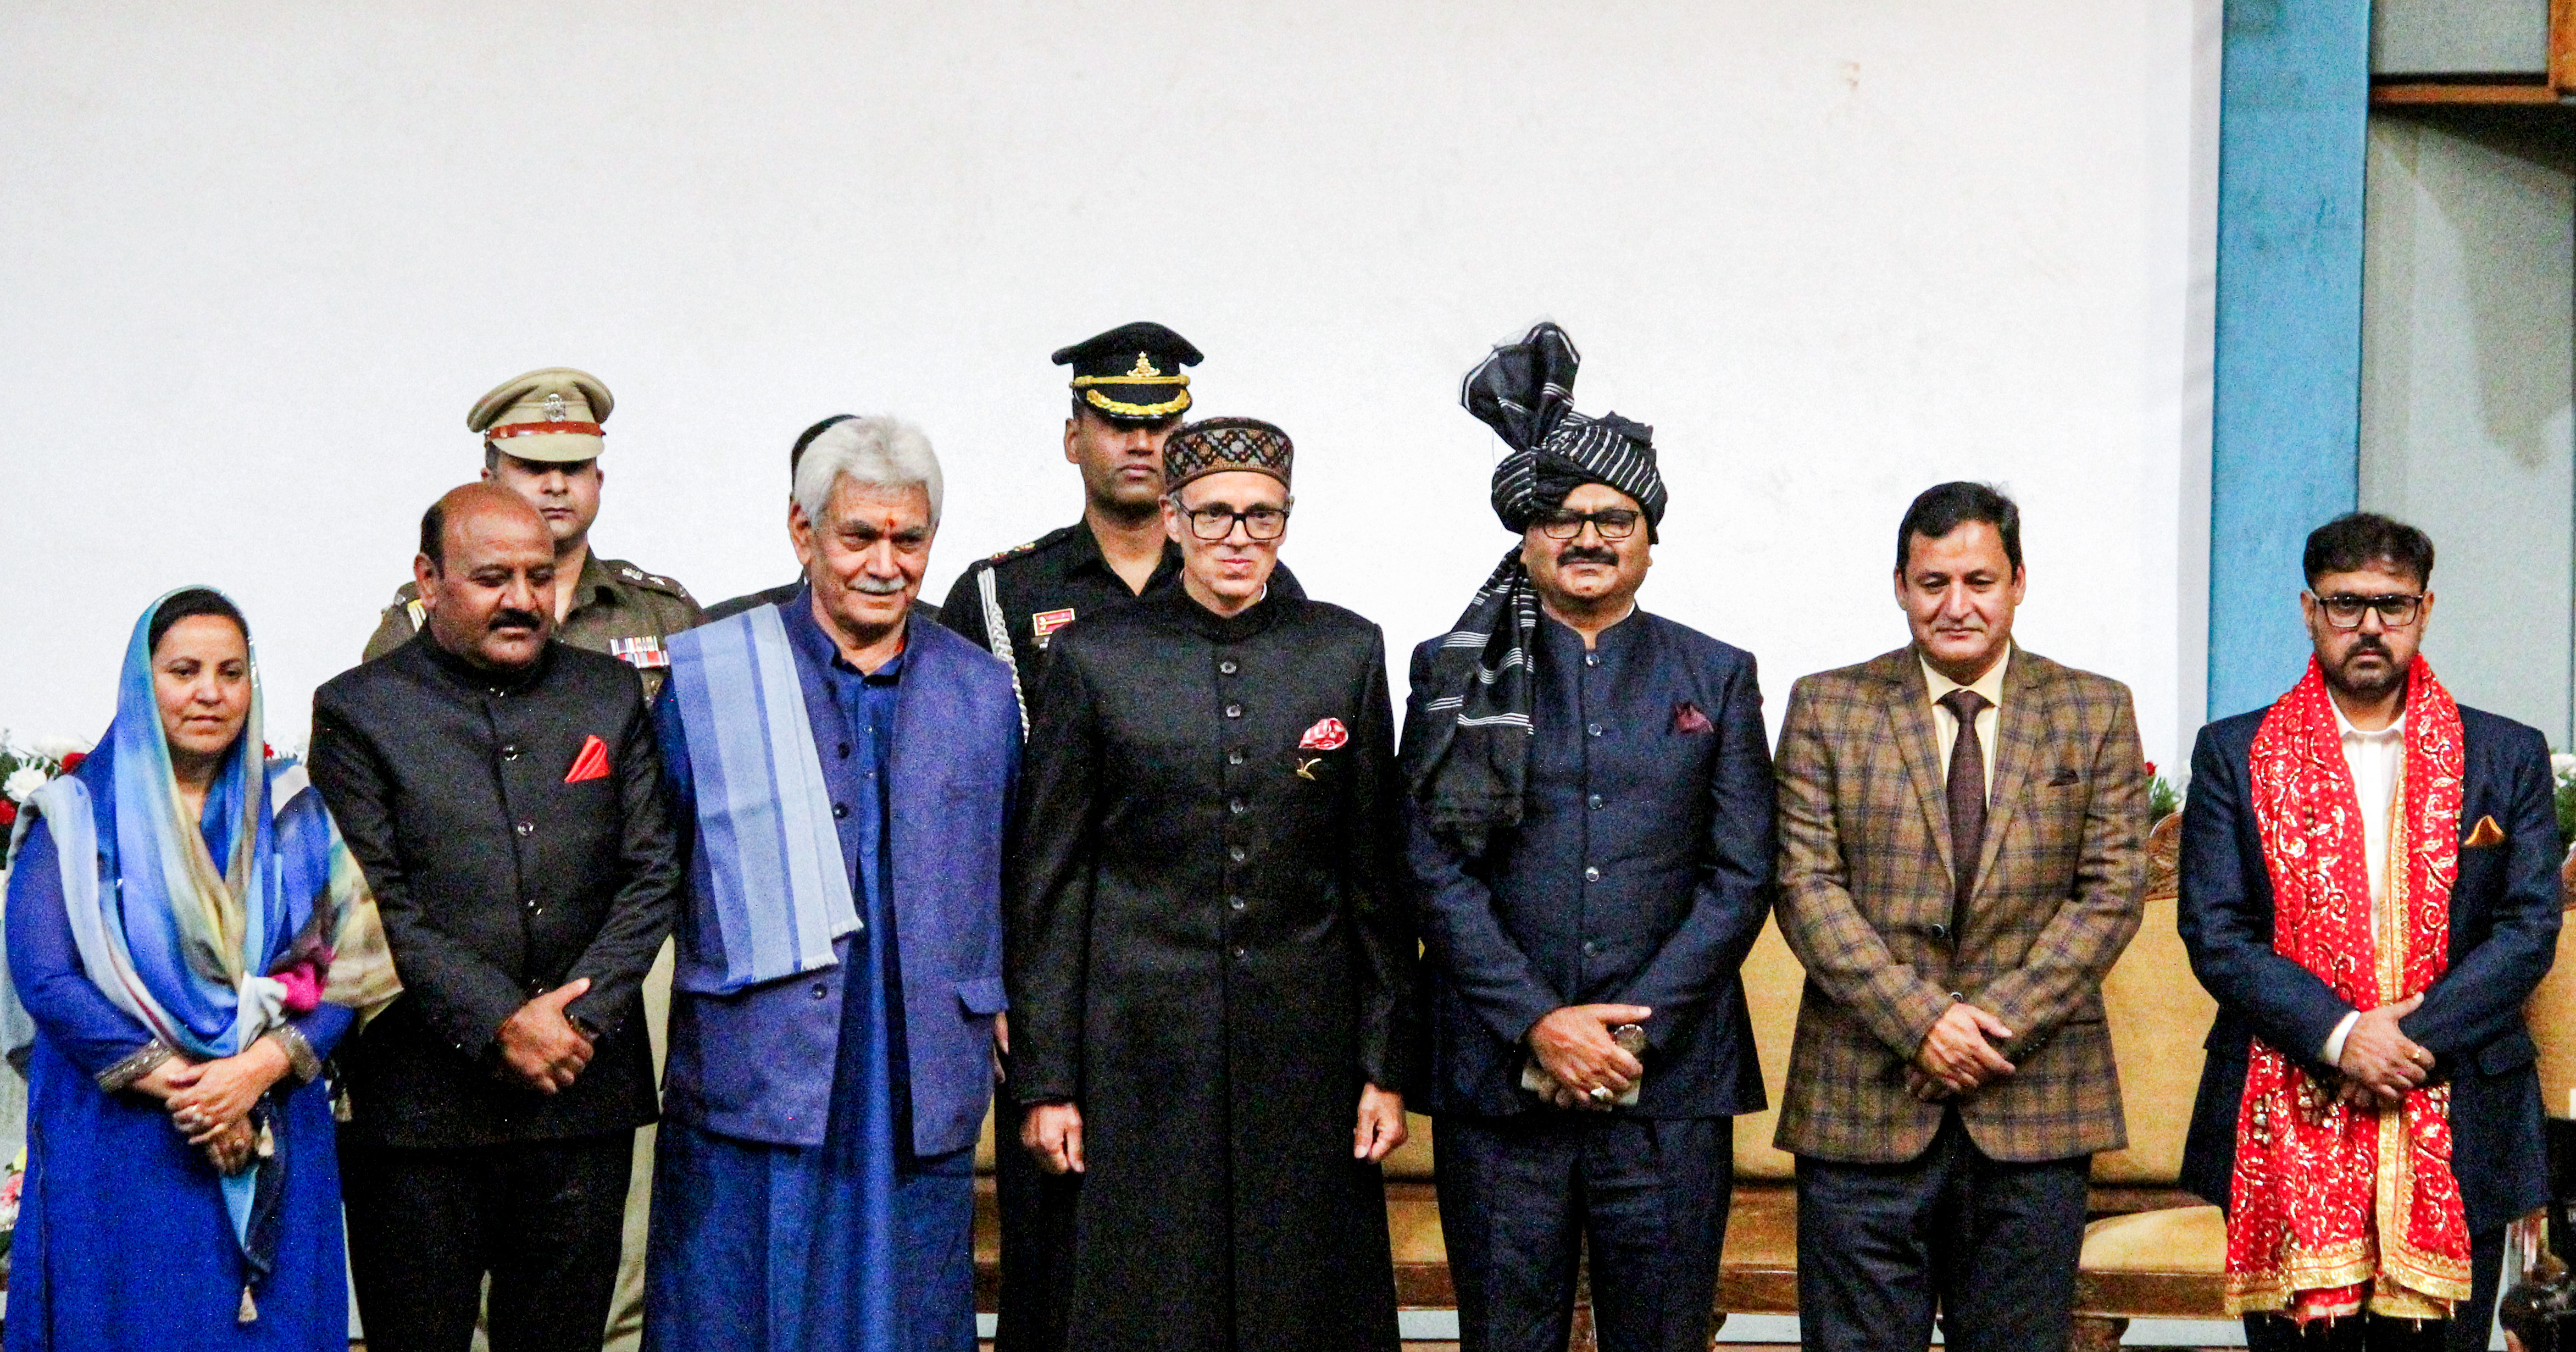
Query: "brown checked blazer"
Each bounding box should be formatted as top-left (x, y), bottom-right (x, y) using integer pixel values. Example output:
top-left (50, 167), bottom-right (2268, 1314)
top-left (1772, 644), bottom-right (2148, 1163)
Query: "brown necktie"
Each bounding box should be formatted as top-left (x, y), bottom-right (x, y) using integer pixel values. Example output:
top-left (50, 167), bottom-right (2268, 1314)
top-left (1939, 688), bottom-right (1991, 930)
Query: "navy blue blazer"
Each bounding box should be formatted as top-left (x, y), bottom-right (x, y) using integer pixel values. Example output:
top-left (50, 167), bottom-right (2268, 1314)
top-left (2177, 701), bottom-right (2561, 1234)
top-left (1403, 609), bottom-right (1775, 1119)
top-left (657, 595), bottom-right (1021, 1155)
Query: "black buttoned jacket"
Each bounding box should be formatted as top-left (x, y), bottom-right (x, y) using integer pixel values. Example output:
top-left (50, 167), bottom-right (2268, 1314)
top-left (1404, 611), bottom-right (1776, 1120)
top-left (309, 635), bottom-right (682, 1148)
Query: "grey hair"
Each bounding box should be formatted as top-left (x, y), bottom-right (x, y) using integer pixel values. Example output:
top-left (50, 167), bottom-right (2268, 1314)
top-left (792, 414), bottom-right (943, 527)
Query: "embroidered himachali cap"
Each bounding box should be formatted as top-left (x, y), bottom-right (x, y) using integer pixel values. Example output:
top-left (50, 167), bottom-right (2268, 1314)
top-left (1161, 417), bottom-right (1293, 492)
top-left (1052, 322), bottom-right (1203, 423)
top-left (469, 367), bottom-right (615, 463)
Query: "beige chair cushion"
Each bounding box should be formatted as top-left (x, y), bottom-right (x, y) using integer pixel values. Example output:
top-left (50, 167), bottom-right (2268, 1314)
top-left (2527, 852), bottom-right (2576, 1117)
top-left (1734, 918), bottom-right (1805, 1181)
top-left (2079, 1204), bottom-right (2227, 1273)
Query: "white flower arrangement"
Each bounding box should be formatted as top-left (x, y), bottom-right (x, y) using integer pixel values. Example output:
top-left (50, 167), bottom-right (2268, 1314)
top-left (0, 769), bottom-right (42, 806)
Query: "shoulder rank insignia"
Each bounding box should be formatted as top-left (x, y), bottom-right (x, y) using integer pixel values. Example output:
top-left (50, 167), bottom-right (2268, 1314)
top-left (404, 599), bottom-right (426, 630)
top-left (609, 635), bottom-right (671, 670)
top-left (621, 566), bottom-right (645, 581)
top-left (987, 539), bottom-right (1043, 563)
top-left (1031, 608), bottom-right (1077, 648)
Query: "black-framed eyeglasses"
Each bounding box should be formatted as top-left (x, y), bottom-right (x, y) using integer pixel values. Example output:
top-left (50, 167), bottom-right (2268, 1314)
top-left (1181, 505), bottom-right (1290, 541)
top-left (2311, 591), bottom-right (2424, 630)
top-left (1536, 508), bottom-right (1641, 540)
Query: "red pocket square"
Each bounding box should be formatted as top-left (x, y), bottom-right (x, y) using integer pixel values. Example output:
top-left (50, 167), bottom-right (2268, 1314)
top-left (1670, 701), bottom-right (1713, 735)
top-left (564, 735), bottom-right (611, 784)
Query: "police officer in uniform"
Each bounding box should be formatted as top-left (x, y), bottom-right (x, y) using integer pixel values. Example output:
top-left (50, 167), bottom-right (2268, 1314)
top-left (941, 324), bottom-right (1296, 1352)
top-left (364, 367), bottom-right (705, 702)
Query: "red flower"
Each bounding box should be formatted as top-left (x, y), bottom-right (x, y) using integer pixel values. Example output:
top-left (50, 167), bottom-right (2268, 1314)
top-left (57, 752), bottom-right (83, 773)
top-left (2144, 761), bottom-right (2158, 779)
top-left (0, 801), bottom-right (16, 828)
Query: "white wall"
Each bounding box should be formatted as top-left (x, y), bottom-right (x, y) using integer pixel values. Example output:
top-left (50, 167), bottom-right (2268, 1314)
top-left (2362, 115), bottom-right (2575, 746)
top-left (0, 2), bottom-right (2215, 766)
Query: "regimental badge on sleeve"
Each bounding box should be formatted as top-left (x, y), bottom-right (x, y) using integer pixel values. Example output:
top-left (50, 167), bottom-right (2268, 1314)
top-left (1030, 608), bottom-right (1077, 649)
top-left (609, 635), bottom-right (671, 670)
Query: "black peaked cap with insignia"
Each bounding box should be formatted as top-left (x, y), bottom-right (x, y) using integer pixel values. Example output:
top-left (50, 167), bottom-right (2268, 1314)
top-left (1053, 322), bottom-right (1202, 424)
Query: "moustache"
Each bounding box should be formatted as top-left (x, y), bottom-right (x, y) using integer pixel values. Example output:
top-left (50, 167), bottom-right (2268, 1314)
top-left (1556, 546), bottom-right (1620, 568)
top-left (488, 609), bottom-right (545, 632)
top-left (850, 576), bottom-right (909, 596)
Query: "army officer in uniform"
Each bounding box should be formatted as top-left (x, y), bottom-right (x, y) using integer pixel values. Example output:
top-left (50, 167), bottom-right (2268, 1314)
top-left (364, 367), bottom-right (704, 702)
top-left (1008, 418), bottom-right (1414, 1352)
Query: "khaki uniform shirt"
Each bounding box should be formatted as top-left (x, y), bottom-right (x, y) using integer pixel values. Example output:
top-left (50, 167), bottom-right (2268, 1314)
top-left (364, 550), bottom-right (706, 701)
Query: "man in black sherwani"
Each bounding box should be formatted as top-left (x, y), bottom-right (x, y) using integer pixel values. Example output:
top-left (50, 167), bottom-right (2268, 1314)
top-left (1007, 417), bottom-right (1415, 1352)
top-left (310, 483), bottom-right (681, 1352)
top-left (1402, 322), bottom-right (1775, 1352)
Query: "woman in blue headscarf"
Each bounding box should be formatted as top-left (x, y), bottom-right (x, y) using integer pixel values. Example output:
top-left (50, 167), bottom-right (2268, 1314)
top-left (3, 588), bottom-right (398, 1351)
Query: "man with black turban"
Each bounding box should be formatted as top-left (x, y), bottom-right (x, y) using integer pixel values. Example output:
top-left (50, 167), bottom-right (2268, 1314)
top-left (1399, 323), bottom-right (1776, 1352)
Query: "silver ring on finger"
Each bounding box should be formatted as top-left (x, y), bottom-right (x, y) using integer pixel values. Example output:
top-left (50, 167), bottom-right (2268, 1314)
top-left (1588, 1085), bottom-right (1614, 1105)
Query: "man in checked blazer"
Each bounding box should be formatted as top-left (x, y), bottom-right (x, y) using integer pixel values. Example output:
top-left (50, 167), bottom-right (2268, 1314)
top-left (1772, 481), bottom-right (2149, 1352)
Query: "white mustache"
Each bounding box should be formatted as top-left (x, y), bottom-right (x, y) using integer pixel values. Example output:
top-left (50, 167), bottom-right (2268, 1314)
top-left (849, 576), bottom-right (908, 596)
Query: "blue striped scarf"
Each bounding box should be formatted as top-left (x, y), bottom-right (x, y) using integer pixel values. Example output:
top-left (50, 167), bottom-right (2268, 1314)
top-left (664, 604), bottom-right (859, 995)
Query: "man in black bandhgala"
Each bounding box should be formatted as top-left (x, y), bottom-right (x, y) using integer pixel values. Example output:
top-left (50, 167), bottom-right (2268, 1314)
top-left (1005, 416), bottom-right (1414, 1352)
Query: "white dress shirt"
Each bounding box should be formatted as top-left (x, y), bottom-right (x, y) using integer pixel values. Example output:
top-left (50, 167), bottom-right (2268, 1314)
top-left (1923, 644), bottom-right (2010, 800)
top-left (2318, 702), bottom-right (2406, 1066)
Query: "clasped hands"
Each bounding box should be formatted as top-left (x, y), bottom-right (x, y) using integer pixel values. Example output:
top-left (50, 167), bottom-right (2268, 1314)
top-left (1909, 1000), bottom-right (2016, 1102)
top-left (1021, 1082), bottom-right (1410, 1175)
top-left (133, 1037), bottom-right (291, 1174)
top-left (1528, 1004), bottom-right (1652, 1110)
top-left (496, 978), bottom-right (596, 1095)
top-left (2331, 994), bottom-right (2433, 1111)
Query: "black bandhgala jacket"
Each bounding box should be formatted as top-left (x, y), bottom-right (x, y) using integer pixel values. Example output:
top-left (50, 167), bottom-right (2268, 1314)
top-left (1007, 585), bottom-right (1414, 1352)
top-left (309, 635), bottom-right (681, 1149)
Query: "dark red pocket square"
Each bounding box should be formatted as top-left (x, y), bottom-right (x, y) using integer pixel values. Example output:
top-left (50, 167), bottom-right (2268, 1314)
top-left (1670, 701), bottom-right (1713, 735)
top-left (564, 735), bottom-right (612, 784)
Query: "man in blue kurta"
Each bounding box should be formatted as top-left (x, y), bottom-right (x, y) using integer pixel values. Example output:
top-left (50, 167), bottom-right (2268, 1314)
top-left (643, 415), bottom-right (1019, 1352)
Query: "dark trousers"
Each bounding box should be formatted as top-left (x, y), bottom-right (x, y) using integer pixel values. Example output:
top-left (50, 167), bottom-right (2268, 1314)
top-left (992, 1094), bottom-right (1081, 1352)
top-left (1794, 1110), bottom-right (2091, 1352)
top-left (2240, 1226), bottom-right (2505, 1352)
top-left (1434, 1112), bottom-right (1734, 1352)
top-left (342, 1129), bottom-right (636, 1352)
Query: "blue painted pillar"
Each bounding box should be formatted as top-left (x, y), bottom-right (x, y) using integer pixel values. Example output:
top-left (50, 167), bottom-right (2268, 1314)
top-left (2205, 0), bottom-right (2371, 718)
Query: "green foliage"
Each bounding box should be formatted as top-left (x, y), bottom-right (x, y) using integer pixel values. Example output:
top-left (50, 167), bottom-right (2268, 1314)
top-left (2148, 773), bottom-right (2183, 828)
top-left (2555, 754), bottom-right (2576, 846)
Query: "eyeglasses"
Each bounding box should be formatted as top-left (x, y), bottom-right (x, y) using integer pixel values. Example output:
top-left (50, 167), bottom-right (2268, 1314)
top-left (1180, 504), bottom-right (1289, 541)
top-left (1536, 509), bottom-right (1641, 540)
top-left (2311, 591), bottom-right (2424, 629)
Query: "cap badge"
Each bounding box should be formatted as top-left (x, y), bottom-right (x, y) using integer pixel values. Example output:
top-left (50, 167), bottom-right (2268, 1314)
top-left (1128, 353), bottom-right (1161, 378)
top-left (1297, 717), bottom-right (1350, 751)
top-left (543, 392), bottom-right (569, 422)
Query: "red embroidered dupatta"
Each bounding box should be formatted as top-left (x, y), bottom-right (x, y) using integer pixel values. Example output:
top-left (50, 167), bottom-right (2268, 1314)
top-left (2224, 657), bottom-right (2471, 1321)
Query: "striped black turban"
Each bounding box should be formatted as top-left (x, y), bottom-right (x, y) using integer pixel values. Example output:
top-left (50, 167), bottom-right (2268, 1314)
top-left (1402, 322), bottom-right (1664, 854)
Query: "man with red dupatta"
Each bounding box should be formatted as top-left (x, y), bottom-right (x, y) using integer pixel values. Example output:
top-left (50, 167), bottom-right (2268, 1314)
top-left (2180, 513), bottom-right (2562, 1351)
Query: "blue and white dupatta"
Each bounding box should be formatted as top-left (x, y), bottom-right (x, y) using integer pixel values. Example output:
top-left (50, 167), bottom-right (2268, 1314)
top-left (7, 588), bottom-right (397, 1316)
top-left (664, 603), bottom-right (860, 994)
